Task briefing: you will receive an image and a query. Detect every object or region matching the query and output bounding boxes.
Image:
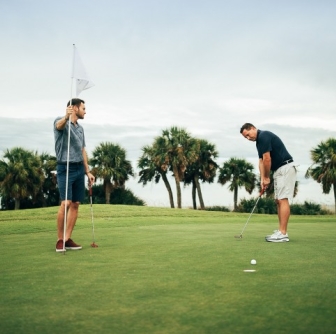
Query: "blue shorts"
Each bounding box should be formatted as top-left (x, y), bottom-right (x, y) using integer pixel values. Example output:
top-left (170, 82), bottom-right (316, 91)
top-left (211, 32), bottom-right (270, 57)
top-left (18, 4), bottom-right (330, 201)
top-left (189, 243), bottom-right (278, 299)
top-left (56, 163), bottom-right (85, 202)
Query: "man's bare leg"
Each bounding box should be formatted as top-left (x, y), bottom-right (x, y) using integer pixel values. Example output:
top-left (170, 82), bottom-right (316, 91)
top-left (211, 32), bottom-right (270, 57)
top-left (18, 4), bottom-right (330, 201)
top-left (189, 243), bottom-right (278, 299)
top-left (57, 201), bottom-right (79, 241)
top-left (277, 198), bottom-right (290, 234)
top-left (65, 202), bottom-right (79, 241)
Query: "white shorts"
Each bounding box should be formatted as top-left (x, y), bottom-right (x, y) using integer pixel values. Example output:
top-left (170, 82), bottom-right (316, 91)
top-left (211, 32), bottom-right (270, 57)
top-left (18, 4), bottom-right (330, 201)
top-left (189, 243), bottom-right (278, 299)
top-left (273, 162), bottom-right (297, 201)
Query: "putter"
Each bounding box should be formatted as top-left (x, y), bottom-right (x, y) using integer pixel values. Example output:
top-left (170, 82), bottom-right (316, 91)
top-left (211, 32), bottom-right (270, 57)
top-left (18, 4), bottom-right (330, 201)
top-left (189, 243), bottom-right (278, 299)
top-left (234, 188), bottom-right (266, 239)
top-left (89, 185), bottom-right (98, 248)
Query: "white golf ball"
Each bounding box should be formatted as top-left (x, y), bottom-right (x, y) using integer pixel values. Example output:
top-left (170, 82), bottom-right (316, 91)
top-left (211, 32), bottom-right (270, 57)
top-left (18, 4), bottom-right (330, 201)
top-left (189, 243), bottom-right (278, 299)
top-left (250, 259), bottom-right (257, 265)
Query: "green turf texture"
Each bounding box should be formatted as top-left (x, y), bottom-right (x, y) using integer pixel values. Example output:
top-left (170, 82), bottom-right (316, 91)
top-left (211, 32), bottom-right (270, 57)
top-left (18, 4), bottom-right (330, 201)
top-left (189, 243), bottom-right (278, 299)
top-left (1, 205), bottom-right (335, 334)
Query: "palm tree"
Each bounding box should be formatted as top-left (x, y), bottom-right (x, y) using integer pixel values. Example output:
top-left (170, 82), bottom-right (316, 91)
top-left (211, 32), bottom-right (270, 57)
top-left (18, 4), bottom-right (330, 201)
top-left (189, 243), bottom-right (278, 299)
top-left (89, 142), bottom-right (134, 204)
top-left (138, 144), bottom-right (175, 208)
top-left (39, 152), bottom-right (58, 207)
top-left (305, 138), bottom-right (336, 214)
top-left (218, 157), bottom-right (256, 211)
top-left (0, 147), bottom-right (44, 210)
top-left (184, 139), bottom-right (218, 210)
top-left (155, 127), bottom-right (199, 208)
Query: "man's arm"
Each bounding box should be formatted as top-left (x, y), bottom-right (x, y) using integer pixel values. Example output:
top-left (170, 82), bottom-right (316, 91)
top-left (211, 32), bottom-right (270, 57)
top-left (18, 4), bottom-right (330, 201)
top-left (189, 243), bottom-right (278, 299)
top-left (261, 151), bottom-right (271, 189)
top-left (82, 148), bottom-right (95, 185)
top-left (55, 107), bottom-right (73, 130)
top-left (259, 158), bottom-right (264, 179)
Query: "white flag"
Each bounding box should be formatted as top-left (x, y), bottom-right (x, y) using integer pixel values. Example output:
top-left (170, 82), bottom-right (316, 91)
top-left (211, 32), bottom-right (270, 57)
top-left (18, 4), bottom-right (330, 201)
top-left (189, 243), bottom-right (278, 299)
top-left (72, 46), bottom-right (95, 96)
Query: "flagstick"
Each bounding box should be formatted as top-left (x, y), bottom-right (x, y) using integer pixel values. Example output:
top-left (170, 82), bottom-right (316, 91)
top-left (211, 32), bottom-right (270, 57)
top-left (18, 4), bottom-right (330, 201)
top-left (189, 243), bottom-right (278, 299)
top-left (61, 44), bottom-right (94, 254)
top-left (62, 44), bottom-right (76, 254)
top-left (62, 117), bottom-right (71, 254)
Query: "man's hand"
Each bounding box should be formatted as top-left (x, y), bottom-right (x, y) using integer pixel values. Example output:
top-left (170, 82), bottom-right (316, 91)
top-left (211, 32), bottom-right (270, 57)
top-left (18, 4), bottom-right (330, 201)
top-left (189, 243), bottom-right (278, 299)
top-left (262, 177), bottom-right (271, 189)
top-left (56, 107), bottom-right (74, 130)
top-left (87, 172), bottom-right (95, 186)
top-left (65, 106), bottom-right (73, 121)
top-left (260, 185), bottom-right (268, 196)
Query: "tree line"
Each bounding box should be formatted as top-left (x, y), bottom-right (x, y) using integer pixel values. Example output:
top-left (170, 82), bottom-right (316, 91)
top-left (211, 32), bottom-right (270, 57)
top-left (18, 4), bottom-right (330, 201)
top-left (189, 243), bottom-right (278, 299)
top-left (0, 126), bottom-right (335, 213)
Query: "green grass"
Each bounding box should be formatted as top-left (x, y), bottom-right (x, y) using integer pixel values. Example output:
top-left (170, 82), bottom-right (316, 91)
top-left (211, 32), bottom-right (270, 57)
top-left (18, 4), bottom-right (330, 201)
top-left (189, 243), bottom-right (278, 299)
top-left (1, 205), bottom-right (335, 334)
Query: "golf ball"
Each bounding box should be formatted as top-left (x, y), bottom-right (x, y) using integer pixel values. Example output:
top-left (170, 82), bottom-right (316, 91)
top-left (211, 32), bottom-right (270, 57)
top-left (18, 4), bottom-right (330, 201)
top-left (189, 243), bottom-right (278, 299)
top-left (251, 259), bottom-right (257, 265)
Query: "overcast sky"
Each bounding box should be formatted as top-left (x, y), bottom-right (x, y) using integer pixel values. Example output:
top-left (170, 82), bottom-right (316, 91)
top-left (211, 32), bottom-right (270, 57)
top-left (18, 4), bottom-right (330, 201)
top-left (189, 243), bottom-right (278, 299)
top-left (0, 0), bottom-right (335, 209)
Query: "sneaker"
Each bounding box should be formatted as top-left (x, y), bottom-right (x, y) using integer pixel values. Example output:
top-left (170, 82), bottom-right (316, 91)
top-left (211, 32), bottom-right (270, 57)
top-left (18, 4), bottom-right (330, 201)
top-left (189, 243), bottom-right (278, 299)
top-left (56, 240), bottom-right (66, 252)
top-left (265, 230), bottom-right (279, 240)
top-left (266, 231), bottom-right (289, 243)
top-left (65, 238), bottom-right (82, 250)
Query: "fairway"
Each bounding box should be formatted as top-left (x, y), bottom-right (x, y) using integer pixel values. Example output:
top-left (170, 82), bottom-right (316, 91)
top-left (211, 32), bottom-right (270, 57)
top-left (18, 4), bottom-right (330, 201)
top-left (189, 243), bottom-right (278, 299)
top-left (1, 205), bottom-right (335, 334)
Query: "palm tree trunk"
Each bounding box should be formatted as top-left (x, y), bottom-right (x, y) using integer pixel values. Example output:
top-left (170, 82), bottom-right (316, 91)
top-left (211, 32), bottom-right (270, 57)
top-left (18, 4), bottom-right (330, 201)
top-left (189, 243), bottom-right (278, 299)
top-left (192, 180), bottom-right (197, 210)
top-left (333, 182), bottom-right (336, 214)
top-left (106, 190), bottom-right (111, 204)
top-left (194, 176), bottom-right (205, 210)
top-left (173, 166), bottom-right (182, 208)
top-left (161, 172), bottom-right (175, 208)
top-left (234, 186), bottom-right (238, 211)
top-left (104, 179), bottom-right (112, 204)
top-left (15, 198), bottom-right (20, 210)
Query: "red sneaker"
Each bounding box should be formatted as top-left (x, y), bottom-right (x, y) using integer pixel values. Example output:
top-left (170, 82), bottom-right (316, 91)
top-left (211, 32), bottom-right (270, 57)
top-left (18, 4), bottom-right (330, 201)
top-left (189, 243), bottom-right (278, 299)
top-left (56, 240), bottom-right (66, 252)
top-left (65, 238), bottom-right (82, 250)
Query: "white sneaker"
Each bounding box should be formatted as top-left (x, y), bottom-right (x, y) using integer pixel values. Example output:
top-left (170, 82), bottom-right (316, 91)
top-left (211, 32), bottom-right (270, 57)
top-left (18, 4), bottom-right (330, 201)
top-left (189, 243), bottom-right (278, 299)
top-left (265, 230), bottom-right (279, 239)
top-left (266, 230), bottom-right (289, 242)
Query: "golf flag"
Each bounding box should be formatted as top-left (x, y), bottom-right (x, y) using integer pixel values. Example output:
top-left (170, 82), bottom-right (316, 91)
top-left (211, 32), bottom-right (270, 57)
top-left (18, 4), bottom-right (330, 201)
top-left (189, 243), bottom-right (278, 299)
top-left (72, 45), bottom-right (95, 96)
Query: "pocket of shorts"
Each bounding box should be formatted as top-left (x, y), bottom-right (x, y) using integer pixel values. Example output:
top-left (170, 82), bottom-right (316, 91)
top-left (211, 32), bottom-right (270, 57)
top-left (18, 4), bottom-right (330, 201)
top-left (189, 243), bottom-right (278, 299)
top-left (56, 164), bottom-right (67, 176)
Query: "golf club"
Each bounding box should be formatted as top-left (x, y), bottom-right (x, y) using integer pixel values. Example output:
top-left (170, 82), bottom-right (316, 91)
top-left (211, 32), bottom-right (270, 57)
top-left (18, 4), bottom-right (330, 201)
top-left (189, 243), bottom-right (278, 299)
top-left (234, 187), bottom-right (266, 239)
top-left (89, 185), bottom-right (98, 247)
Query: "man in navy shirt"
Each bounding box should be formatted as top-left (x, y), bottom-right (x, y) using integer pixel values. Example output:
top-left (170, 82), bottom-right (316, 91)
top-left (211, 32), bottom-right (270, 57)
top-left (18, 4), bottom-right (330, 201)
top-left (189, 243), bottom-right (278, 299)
top-left (240, 123), bottom-right (296, 242)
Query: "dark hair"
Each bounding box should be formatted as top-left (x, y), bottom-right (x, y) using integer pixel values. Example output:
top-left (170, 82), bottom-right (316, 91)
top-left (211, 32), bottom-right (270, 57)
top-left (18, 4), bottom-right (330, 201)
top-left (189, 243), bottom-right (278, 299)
top-left (67, 98), bottom-right (85, 107)
top-left (240, 123), bottom-right (255, 134)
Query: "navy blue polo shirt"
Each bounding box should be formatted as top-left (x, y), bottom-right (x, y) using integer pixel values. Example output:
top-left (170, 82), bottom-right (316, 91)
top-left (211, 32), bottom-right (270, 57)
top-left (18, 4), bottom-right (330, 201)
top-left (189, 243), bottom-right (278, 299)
top-left (256, 130), bottom-right (292, 171)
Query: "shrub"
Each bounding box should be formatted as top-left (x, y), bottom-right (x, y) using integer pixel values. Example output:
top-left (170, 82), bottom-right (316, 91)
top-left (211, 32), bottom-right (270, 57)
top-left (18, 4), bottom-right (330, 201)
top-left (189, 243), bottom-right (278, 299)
top-left (237, 198), bottom-right (331, 215)
top-left (205, 206), bottom-right (230, 212)
top-left (85, 184), bottom-right (146, 206)
top-left (291, 201), bottom-right (331, 215)
top-left (110, 188), bottom-right (146, 206)
top-left (236, 197), bottom-right (277, 214)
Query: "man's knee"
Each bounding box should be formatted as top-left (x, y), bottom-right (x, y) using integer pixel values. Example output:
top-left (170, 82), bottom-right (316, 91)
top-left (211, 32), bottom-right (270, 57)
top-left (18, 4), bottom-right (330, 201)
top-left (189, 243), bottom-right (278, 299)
top-left (69, 201), bottom-right (80, 210)
top-left (60, 200), bottom-right (72, 208)
top-left (60, 201), bottom-right (79, 210)
top-left (277, 198), bottom-right (289, 207)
